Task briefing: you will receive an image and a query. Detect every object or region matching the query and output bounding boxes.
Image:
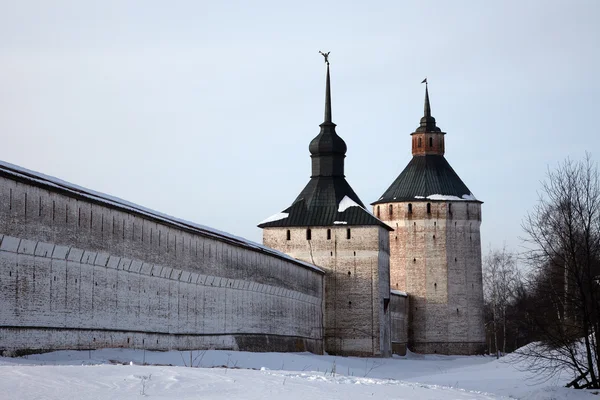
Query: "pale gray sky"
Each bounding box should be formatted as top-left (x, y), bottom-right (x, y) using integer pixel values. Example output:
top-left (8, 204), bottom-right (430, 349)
top-left (1, 1), bottom-right (599, 253)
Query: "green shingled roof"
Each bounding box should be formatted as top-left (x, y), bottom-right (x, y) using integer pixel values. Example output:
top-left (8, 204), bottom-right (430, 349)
top-left (372, 155), bottom-right (479, 204)
top-left (259, 177), bottom-right (391, 229)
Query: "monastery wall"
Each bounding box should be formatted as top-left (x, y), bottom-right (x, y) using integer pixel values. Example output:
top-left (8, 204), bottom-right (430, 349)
top-left (375, 200), bottom-right (485, 355)
top-left (263, 225), bottom-right (391, 357)
top-left (0, 169), bottom-right (324, 356)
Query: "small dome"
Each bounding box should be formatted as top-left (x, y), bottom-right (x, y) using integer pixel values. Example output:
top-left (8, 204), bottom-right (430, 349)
top-left (415, 115), bottom-right (442, 132)
top-left (309, 122), bottom-right (347, 156)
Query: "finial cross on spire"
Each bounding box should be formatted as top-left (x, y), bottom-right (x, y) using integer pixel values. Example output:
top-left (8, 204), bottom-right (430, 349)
top-left (319, 51), bottom-right (330, 65)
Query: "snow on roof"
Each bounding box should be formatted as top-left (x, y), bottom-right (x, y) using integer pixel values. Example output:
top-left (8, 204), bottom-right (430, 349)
top-left (390, 289), bottom-right (408, 297)
top-left (415, 193), bottom-right (478, 201)
top-left (0, 160), bottom-right (323, 274)
top-left (258, 212), bottom-right (289, 225)
top-left (337, 195), bottom-right (363, 212)
top-left (337, 195), bottom-right (392, 230)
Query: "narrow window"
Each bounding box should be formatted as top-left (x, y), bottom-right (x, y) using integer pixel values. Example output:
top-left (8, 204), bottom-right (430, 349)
top-left (327, 229), bottom-right (331, 240)
top-left (427, 203), bottom-right (431, 214)
top-left (389, 204), bottom-right (393, 217)
top-left (376, 205), bottom-right (380, 218)
top-left (429, 137), bottom-right (433, 147)
top-left (408, 203), bottom-right (413, 213)
top-left (286, 230), bottom-right (291, 240)
top-left (448, 203), bottom-right (452, 215)
top-left (346, 228), bottom-right (351, 239)
top-left (306, 228), bottom-right (311, 240)
top-left (418, 137), bottom-right (422, 147)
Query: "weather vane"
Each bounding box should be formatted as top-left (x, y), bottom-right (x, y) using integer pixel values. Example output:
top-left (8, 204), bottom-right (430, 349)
top-left (421, 77), bottom-right (428, 85)
top-left (319, 51), bottom-right (330, 65)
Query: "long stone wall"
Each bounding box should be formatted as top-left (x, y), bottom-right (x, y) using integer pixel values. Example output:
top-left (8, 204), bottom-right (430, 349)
top-left (0, 164), bottom-right (324, 356)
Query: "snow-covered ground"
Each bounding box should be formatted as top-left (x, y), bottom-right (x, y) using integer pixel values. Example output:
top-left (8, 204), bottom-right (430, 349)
top-left (0, 349), bottom-right (596, 399)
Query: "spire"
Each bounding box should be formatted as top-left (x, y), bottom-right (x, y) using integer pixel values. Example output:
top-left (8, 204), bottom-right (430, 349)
top-left (415, 78), bottom-right (441, 133)
top-left (309, 52), bottom-right (347, 177)
top-left (424, 82), bottom-right (431, 118)
top-left (324, 62), bottom-right (332, 123)
top-left (319, 51), bottom-right (332, 123)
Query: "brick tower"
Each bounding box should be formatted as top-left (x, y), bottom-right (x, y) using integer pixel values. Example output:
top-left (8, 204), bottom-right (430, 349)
top-left (372, 82), bottom-right (485, 355)
top-left (259, 55), bottom-right (393, 356)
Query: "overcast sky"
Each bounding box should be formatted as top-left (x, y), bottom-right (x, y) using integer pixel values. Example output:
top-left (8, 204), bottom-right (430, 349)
top-left (1, 1), bottom-right (599, 254)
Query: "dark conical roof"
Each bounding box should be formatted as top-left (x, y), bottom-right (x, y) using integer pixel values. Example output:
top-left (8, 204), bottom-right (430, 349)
top-left (372, 155), bottom-right (477, 204)
top-left (259, 177), bottom-right (389, 228)
top-left (373, 81), bottom-right (479, 205)
top-left (259, 54), bottom-right (391, 230)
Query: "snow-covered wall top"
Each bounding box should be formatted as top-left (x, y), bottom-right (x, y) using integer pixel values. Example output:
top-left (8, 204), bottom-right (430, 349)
top-left (0, 160), bottom-right (322, 274)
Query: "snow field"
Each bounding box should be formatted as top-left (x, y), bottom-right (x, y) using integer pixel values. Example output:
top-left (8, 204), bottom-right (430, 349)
top-left (0, 349), bottom-right (597, 399)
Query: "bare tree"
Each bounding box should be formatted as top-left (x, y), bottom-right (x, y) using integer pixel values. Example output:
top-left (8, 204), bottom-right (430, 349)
top-left (483, 246), bottom-right (519, 358)
top-left (520, 154), bottom-right (600, 388)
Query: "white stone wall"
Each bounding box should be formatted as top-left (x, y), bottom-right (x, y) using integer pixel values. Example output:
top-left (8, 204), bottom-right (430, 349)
top-left (0, 174), bottom-right (324, 355)
top-left (263, 225), bottom-right (391, 357)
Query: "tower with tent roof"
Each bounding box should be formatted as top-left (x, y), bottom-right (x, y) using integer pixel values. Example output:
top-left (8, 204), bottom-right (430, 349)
top-left (372, 82), bottom-right (485, 355)
top-left (258, 56), bottom-right (393, 357)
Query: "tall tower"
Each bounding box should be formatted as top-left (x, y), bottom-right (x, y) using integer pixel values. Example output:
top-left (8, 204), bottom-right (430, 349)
top-left (372, 83), bottom-right (485, 355)
top-left (259, 56), bottom-right (393, 357)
